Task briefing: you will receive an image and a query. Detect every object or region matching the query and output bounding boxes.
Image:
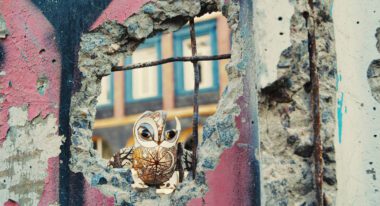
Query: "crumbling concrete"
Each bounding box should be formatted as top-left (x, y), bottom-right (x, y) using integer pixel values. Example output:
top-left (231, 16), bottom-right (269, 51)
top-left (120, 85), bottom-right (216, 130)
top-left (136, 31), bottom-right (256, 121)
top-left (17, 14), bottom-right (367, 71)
top-left (367, 28), bottom-right (380, 103)
top-left (0, 106), bottom-right (62, 205)
top-left (259, 0), bottom-right (337, 205)
top-left (70, 0), bottom-right (247, 205)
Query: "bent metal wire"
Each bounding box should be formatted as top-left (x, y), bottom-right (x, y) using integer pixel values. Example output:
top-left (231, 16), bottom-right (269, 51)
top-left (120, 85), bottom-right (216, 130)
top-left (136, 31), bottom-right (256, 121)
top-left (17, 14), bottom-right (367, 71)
top-left (111, 18), bottom-right (231, 179)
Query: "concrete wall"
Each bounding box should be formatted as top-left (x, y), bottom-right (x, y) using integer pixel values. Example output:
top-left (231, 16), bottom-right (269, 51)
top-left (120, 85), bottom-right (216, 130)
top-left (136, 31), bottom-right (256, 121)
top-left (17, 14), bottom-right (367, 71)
top-left (333, 0), bottom-right (380, 205)
top-left (0, 0), bottom-right (378, 205)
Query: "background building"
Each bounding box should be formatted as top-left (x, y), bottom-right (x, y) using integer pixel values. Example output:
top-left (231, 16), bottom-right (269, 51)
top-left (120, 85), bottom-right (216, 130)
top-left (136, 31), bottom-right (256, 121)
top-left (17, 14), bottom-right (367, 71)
top-left (92, 13), bottom-right (230, 159)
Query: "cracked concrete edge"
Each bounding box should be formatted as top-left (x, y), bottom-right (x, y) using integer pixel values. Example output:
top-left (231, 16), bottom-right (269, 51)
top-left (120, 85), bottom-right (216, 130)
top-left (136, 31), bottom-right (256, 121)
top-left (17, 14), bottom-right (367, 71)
top-left (69, 0), bottom-right (248, 205)
top-left (0, 106), bottom-right (63, 205)
top-left (259, 0), bottom-right (337, 205)
top-left (367, 27), bottom-right (380, 103)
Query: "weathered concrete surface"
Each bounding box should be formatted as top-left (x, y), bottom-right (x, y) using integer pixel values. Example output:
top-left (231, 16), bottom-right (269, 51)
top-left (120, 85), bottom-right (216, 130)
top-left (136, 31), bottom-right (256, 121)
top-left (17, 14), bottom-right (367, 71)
top-left (0, 1), bottom-right (63, 204)
top-left (70, 0), bottom-right (260, 205)
top-left (259, 0), bottom-right (337, 205)
top-left (0, 107), bottom-right (62, 205)
top-left (334, 0), bottom-right (380, 205)
top-left (252, 0), bottom-right (293, 88)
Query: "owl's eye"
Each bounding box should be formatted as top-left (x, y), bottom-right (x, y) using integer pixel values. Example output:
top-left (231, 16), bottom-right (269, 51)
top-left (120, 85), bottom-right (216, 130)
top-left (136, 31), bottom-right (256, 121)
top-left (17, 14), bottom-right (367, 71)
top-left (165, 129), bottom-right (177, 140)
top-left (138, 126), bottom-right (152, 140)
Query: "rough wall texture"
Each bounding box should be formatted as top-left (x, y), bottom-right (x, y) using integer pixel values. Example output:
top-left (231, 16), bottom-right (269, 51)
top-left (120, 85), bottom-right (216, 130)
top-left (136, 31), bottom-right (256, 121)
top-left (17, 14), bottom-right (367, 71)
top-left (0, 1), bottom-right (63, 204)
top-left (0, 107), bottom-right (62, 205)
top-left (259, 1), bottom-right (337, 205)
top-left (3, 0), bottom-right (380, 205)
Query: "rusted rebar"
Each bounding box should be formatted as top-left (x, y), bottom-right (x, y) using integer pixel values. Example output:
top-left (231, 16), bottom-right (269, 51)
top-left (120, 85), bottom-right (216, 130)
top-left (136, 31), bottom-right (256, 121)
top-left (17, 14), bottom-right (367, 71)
top-left (189, 18), bottom-right (199, 180)
top-left (112, 54), bottom-right (231, 72)
top-left (305, 0), bottom-right (323, 205)
top-left (176, 142), bottom-right (184, 183)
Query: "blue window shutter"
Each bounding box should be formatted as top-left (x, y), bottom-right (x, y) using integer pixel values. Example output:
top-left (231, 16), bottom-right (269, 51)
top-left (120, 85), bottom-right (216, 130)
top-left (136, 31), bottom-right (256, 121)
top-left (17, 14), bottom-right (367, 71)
top-left (173, 19), bottom-right (219, 96)
top-left (124, 34), bottom-right (163, 103)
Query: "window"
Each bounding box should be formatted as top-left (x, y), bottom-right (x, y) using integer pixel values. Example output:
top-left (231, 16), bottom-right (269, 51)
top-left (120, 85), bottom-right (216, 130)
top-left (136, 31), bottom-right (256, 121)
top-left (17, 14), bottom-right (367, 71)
top-left (92, 136), bottom-right (113, 159)
top-left (174, 20), bottom-right (219, 95)
top-left (125, 35), bottom-right (162, 102)
top-left (97, 74), bottom-right (114, 107)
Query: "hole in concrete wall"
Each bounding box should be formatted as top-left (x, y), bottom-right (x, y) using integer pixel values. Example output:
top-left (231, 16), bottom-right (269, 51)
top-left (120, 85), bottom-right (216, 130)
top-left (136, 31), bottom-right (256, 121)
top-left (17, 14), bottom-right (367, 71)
top-left (69, 0), bottom-right (242, 204)
top-left (92, 12), bottom-right (230, 161)
top-left (39, 48), bottom-right (45, 54)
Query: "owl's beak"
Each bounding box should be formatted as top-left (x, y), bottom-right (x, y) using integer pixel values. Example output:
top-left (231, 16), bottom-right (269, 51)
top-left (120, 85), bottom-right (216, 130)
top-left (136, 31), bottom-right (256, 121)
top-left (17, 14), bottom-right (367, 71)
top-left (157, 139), bottom-right (162, 145)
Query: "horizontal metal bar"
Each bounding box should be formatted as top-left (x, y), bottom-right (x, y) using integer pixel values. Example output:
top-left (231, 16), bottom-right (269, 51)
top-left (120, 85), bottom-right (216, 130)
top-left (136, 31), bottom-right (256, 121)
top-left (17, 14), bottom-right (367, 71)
top-left (111, 54), bottom-right (231, 72)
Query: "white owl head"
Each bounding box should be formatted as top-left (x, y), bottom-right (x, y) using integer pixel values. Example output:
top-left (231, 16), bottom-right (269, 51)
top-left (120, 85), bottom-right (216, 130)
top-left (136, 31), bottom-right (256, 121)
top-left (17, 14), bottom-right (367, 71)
top-left (133, 110), bottom-right (181, 148)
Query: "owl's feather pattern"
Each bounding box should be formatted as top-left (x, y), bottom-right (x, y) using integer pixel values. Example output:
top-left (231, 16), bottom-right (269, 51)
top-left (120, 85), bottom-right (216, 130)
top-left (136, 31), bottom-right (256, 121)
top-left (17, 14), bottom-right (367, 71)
top-left (132, 146), bottom-right (177, 185)
top-left (108, 144), bottom-right (193, 173)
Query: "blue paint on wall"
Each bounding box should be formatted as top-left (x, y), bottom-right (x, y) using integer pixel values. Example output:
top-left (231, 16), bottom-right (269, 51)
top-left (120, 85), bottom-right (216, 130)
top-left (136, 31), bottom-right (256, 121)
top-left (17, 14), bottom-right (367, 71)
top-left (336, 73), bottom-right (342, 91)
top-left (337, 92), bottom-right (344, 144)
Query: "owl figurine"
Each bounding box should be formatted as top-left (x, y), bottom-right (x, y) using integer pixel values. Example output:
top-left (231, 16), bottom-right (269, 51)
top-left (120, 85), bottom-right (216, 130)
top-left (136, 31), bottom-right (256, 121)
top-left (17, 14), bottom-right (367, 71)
top-left (108, 110), bottom-right (192, 194)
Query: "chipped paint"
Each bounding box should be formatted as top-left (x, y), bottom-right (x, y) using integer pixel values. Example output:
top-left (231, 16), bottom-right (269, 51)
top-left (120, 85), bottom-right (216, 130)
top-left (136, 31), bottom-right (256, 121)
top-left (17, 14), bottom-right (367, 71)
top-left (0, 14), bottom-right (7, 39)
top-left (0, 107), bottom-right (62, 205)
top-left (36, 76), bottom-right (49, 95)
top-left (0, 0), bottom-right (61, 144)
top-left (0, 1), bottom-right (62, 204)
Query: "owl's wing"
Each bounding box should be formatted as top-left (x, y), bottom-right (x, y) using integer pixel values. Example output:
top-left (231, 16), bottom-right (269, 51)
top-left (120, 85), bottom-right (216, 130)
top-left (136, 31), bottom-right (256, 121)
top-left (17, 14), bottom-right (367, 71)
top-left (108, 147), bottom-right (134, 168)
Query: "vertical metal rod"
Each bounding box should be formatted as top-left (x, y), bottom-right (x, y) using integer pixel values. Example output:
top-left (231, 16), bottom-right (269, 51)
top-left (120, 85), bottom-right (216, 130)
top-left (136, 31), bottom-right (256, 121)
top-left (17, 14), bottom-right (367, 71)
top-left (306, 0), bottom-right (323, 205)
top-left (189, 18), bottom-right (199, 180)
top-left (177, 142), bottom-right (184, 182)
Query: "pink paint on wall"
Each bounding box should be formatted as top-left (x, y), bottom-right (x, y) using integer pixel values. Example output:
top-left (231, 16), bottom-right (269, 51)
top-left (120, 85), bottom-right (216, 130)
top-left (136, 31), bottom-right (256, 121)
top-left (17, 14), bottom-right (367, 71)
top-left (0, 0), bottom-right (62, 204)
top-left (83, 181), bottom-right (115, 206)
top-left (3, 200), bottom-right (19, 206)
top-left (188, 96), bottom-right (255, 206)
top-left (91, 0), bottom-right (150, 30)
top-left (0, 0), bottom-right (61, 143)
top-left (38, 157), bottom-right (60, 206)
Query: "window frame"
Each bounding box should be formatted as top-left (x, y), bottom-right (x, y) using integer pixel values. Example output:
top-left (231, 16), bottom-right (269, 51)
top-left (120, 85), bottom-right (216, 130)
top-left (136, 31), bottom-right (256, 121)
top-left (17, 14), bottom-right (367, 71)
top-left (173, 19), bottom-right (219, 96)
top-left (124, 34), bottom-right (163, 103)
top-left (96, 73), bottom-right (114, 108)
